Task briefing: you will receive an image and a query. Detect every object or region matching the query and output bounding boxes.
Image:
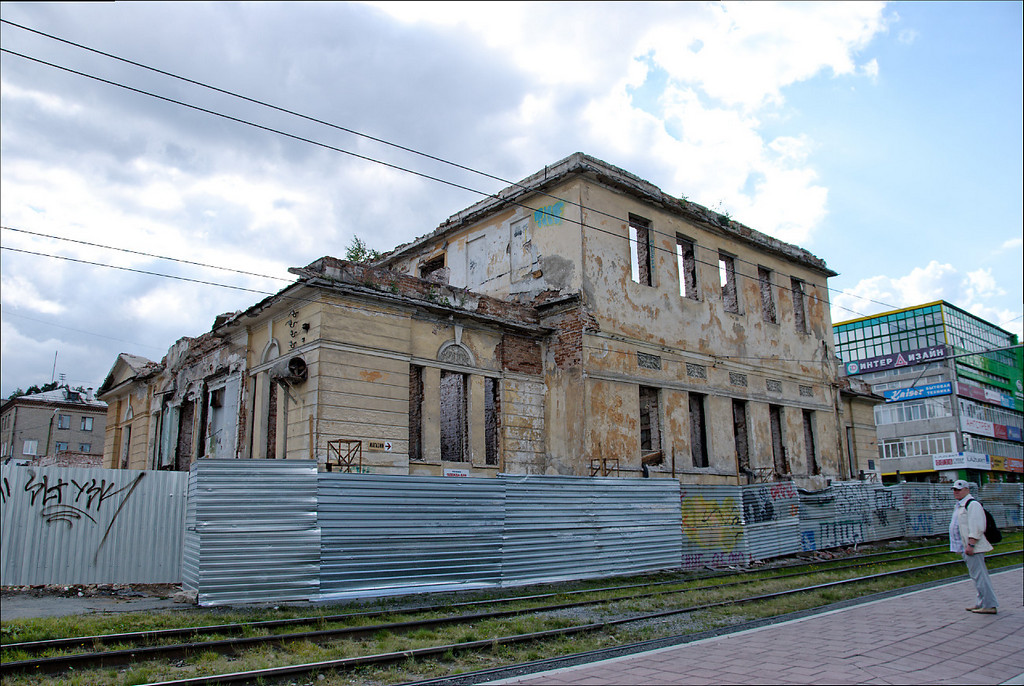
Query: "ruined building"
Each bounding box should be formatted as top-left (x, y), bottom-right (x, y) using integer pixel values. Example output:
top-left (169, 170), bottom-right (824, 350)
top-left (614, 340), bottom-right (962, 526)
top-left (99, 153), bottom-right (847, 488)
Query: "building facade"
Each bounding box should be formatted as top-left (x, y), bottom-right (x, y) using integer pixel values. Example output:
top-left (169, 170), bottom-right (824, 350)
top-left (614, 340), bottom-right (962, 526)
top-left (0, 387), bottom-right (107, 467)
top-left (834, 301), bottom-right (1023, 484)
top-left (99, 153), bottom-right (850, 488)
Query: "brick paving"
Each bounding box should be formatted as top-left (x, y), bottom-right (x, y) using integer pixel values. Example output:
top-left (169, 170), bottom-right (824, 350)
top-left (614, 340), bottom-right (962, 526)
top-left (490, 567), bottom-right (1023, 685)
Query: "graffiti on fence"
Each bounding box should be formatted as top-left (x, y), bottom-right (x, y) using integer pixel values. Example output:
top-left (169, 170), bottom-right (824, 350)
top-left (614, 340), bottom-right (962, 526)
top-left (742, 483), bottom-right (798, 523)
top-left (802, 520), bottom-right (865, 551)
top-left (682, 551), bottom-right (750, 569)
top-left (680, 493), bottom-right (744, 551)
top-left (6, 470), bottom-right (147, 563)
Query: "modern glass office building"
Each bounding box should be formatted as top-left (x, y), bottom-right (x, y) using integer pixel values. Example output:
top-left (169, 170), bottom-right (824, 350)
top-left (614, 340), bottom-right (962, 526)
top-left (834, 301), bottom-right (1022, 484)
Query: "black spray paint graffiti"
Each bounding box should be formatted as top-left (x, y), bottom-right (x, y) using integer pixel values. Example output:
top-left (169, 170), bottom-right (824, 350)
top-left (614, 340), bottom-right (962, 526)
top-left (0, 476), bottom-right (10, 505)
top-left (19, 470), bottom-right (146, 562)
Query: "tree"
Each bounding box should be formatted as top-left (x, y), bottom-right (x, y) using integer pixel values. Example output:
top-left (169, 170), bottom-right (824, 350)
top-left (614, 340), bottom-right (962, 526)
top-left (345, 236), bottom-right (382, 263)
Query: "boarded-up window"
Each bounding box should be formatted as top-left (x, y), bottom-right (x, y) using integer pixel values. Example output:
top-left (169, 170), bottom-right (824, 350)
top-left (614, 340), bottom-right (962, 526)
top-left (758, 266), bottom-right (776, 323)
top-left (409, 365), bottom-right (424, 461)
top-left (440, 371), bottom-right (467, 462)
top-left (791, 278), bottom-right (807, 333)
top-left (484, 377), bottom-right (499, 466)
top-left (770, 404), bottom-right (788, 476)
top-left (629, 215), bottom-right (653, 286)
top-left (733, 399), bottom-right (750, 474)
top-left (804, 410), bottom-right (819, 475)
top-left (639, 386), bottom-right (661, 453)
top-left (719, 253), bottom-right (738, 313)
top-left (689, 393), bottom-right (709, 468)
top-left (676, 235), bottom-right (698, 299)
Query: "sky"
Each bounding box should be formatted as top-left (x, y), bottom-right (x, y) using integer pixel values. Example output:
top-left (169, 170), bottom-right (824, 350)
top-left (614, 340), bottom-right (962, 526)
top-left (1, 1), bottom-right (1021, 398)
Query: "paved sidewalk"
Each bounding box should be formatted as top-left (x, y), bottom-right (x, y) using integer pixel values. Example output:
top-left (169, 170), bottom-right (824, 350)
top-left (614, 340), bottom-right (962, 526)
top-left (492, 567), bottom-right (1024, 685)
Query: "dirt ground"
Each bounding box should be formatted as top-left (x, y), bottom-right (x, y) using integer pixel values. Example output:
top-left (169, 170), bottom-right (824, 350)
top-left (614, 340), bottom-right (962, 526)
top-left (1, 583), bottom-right (187, 621)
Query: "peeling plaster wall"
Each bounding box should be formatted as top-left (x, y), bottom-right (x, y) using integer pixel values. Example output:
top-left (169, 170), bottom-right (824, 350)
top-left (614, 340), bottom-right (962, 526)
top-left (240, 278), bottom-right (546, 478)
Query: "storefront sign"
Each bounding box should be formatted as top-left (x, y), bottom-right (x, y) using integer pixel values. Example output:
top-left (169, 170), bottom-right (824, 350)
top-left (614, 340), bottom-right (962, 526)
top-left (884, 382), bottom-right (952, 403)
top-left (367, 440), bottom-right (393, 452)
top-left (932, 452), bottom-right (991, 470)
top-left (845, 345), bottom-right (946, 376)
top-left (1008, 426), bottom-right (1022, 442)
top-left (958, 382), bottom-right (1018, 410)
top-left (961, 416), bottom-right (995, 438)
top-left (990, 455), bottom-right (1024, 474)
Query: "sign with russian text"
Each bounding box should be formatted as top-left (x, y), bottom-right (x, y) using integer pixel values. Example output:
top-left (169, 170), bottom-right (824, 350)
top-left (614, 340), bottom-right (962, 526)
top-left (932, 452), bottom-right (991, 471)
top-left (443, 468), bottom-right (469, 477)
top-left (844, 345), bottom-right (946, 376)
top-left (883, 382), bottom-right (952, 403)
top-left (990, 455), bottom-right (1024, 473)
top-left (961, 416), bottom-right (995, 438)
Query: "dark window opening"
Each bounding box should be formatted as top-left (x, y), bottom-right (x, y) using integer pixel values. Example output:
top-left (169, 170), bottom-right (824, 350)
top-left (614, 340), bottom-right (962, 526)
top-left (629, 215), bottom-right (653, 286)
top-left (770, 404), bottom-right (789, 476)
top-left (639, 385), bottom-right (661, 453)
top-left (420, 254), bottom-right (447, 283)
top-left (689, 393), bottom-right (709, 468)
top-left (484, 377), bottom-right (499, 466)
top-left (720, 253), bottom-right (738, 313)
top-left (732, 399), bottom-right (750, 474)
top-left (804, 410), bottom-right (819, 475)
top-left (440, 371), bottom-right (467, 462)
top-left (758, 266), bottom-right (776, 323)
top-left (409, 365), bottom-right (424, 461)
top-left (177, 398), bottom-right (196, 469)
top-left (677, 235), bottom-right (698, 299)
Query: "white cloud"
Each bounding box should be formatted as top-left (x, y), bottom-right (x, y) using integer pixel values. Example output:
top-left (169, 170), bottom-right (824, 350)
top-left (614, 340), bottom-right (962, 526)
top-left (832, 261), bottom-right (1023, 338)
top-left (0, 275), bottom-right (66, 315)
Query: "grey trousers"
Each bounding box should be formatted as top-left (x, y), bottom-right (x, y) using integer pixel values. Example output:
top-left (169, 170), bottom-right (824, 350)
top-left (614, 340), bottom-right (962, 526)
top-left (962, 552), bottom-right (998, 609)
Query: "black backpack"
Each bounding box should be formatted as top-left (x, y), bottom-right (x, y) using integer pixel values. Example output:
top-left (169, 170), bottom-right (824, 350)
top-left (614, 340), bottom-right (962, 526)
top-left (966, 498), bottom-right (1002, 544)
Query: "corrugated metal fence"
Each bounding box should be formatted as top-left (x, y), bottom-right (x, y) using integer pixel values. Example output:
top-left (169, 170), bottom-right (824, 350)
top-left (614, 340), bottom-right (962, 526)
top-left (181, 460), bottom-right (320, 605)
top-left (4, 459), bottom-right (1020, 602)
top-left (1, 464), bottom-right (187, 585)
top-left (187, 463), bottom-right (683, 605)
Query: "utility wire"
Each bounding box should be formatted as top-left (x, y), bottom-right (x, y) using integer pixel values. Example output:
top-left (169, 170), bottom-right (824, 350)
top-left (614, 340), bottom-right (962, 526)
top-left (0, 24), bottom-right (907, 317)
top-left (2, 45), bottom-right (878, 325)
top-left (2, 226), bottom-right (293, 282)
top-left (6, 244), bottom-right (1021, 374)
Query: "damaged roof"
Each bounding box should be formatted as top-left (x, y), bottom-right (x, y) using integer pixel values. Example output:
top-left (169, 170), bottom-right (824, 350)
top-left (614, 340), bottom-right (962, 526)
top-left (381, 152), bottom-right (837, 277)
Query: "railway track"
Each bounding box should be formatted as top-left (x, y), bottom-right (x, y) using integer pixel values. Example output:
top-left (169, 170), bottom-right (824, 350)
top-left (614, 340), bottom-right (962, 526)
top-left (2, 539), bottom-right (956, 656)
top-left (3, 544), bottom-right (1021, 685)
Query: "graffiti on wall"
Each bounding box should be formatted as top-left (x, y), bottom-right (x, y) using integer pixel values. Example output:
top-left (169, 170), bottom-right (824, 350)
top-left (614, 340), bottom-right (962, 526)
top-left (681, 492), bottom-right (744, 551)
top-left (3, 469), bottom-right (146, 562)
top-left (742, 483), bottom-right (798, 523)
top-left (533, 201), bottom-right (565, 226)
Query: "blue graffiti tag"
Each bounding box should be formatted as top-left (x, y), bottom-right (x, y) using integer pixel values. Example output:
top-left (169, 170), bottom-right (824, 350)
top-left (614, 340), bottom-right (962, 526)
top-left (533, 201), bottom-right (565, 226)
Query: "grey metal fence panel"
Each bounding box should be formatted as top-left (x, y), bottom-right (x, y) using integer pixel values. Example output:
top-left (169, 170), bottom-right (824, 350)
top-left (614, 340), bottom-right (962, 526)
top-left (861, 483), bottom-right (905, 542)
top-left (180, 467), bottom-right (200, 592)
top-left (1, 465), bottom-right (187, 585)
top-left (741, 482), bottom-right (801, 561)
top-left (501, 475), bottom-right (682, 585)
top-left (188, 459), bottom-right (319, 606)
top-left (901, 483), bottom-right (957, 537)
top-left (979, 483), bottom-right (1024, 529)
top-left (318, 474), bottom-right (505, 599)
top-left (680, 484), bottom-right (749, 568)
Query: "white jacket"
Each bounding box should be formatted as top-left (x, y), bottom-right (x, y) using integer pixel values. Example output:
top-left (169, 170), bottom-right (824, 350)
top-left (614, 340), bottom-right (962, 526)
top-left (956, 497), bottom-right (993, 554)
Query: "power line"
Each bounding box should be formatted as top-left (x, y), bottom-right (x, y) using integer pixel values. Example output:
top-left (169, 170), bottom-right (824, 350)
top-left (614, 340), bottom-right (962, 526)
top-left (0, 24), bottom-right (905, 318)
top-left (2, 44), bottom-right (875, 326)
top-left (1, 226), bottom-right (293, 282)
top-left (1, 246), bottom-right (277, 296)
top-left (5, 29), bottom-right (1019, 331)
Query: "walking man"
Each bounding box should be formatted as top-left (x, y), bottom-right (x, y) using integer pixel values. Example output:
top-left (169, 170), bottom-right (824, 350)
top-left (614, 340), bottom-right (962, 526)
top-left (949, 479), bottom-right (998, 614)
